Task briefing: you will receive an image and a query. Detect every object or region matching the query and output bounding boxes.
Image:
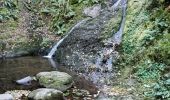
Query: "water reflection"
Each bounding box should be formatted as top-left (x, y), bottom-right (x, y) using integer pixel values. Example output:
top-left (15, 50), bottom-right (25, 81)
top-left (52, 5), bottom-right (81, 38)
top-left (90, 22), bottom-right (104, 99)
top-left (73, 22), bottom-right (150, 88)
top-left (0, 57), bottom-right (54, 93)
top-left (47, 58), bottom-right (58, 69)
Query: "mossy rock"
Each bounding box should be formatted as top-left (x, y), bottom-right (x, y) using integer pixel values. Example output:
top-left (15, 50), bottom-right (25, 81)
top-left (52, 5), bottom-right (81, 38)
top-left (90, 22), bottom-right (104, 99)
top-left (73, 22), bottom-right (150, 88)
top-left (28, 88), bottom-right (64, 100)
top-left (36, 71), bottom-right (73, 92)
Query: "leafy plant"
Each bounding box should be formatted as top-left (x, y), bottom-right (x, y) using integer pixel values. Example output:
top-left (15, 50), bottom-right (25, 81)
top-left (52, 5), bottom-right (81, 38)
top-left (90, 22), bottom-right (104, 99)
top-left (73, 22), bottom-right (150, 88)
top-left (118, 1), bottom-right (170, 99)
top-left (0, 0), bottom-right (18, 22)
top-left (0, 41), bottom-right (6, 53)
top-left (135, 60), bottom-right (165, 81)
top-left (78, 0), bottom-right (103, 4)
top-left (145, 78), bottom-right (170, 99)
top-left (3, 0), bottom-right (17, 9)
top-left (25, 0), bottom-right (76, 36)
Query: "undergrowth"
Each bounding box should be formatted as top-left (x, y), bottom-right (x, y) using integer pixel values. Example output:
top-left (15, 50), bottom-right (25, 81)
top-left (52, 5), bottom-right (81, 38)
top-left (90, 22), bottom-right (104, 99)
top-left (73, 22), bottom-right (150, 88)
top-left (24, 0), bottom-right (105, 36)
top-left (118, 0), bottom-right (170, 99)
top-left (0, 0), bottom-right (107, 55)
top-left (0, 0), bottom-right (18, 22)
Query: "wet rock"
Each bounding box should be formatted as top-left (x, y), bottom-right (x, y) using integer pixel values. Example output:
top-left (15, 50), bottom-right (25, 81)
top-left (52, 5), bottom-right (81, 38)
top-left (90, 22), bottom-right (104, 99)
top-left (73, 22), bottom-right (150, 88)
top-left (164, 72), bottom-right (170, 78)
top-left (102, 86), bottom-right (127, 96)
top-left (56, 8), bottom-right (115, 68)
top-left (73, 89), bottom-right (90, 97)
top-left (0, 50), bottom-right (30, 59)
top-left (0, 94), bottom-right (14, 100)
top-left (28, 88), bottom-right (64, 100)
top-left (36, 71), bottom-right (73, 91)
top-left (126, 78), bottom-right (136, 86)
top-left (118, 95), bottom-right (135, 100)
top-left (83, 4), bottom-right (101, 18)
top-left (16, 76), bottom-right (34, 85)
top-left (5, 90), bottom-right (31, 100)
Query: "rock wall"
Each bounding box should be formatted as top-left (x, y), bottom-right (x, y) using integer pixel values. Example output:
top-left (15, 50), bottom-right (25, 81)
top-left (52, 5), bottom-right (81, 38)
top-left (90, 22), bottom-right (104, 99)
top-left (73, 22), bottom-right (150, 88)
top-left (56, 6), bottom-right (122, 68)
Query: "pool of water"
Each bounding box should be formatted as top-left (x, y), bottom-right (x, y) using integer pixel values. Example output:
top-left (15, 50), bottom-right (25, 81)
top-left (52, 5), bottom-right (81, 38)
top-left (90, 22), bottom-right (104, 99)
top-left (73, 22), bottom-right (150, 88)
top-left (0, 56), bottom-right (119, 99)
top-left (0, 56), bottom-right (99, 95)
top-left (0, 56), bottom-right (55, 93)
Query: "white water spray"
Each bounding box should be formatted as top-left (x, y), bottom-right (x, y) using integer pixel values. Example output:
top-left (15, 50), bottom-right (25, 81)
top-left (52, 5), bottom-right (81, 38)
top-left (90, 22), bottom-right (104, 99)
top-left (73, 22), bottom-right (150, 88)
top-left (43, 19), bottom-right (89, 58)
top-left (113, 0), bottom-right (127, 44)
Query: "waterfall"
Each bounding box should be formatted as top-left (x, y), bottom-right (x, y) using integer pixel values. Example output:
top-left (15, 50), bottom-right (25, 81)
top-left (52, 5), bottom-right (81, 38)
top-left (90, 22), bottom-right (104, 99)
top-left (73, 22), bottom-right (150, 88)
top-left (43, 19), bottom-right (89, 58)
top-left (113, 0), bottom-right (127, 45)
top-left (94, 0), bottom-right (127, 74)
top-left (44, 0), bottom-right (127, 59)
top-left (43, 36), bottom-right (66, 58)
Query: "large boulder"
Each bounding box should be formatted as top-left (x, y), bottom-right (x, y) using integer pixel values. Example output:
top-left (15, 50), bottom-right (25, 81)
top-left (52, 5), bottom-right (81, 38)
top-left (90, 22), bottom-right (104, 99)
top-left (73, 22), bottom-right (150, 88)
top-left (36, 71), bottom-right (73, 91)
top-left (28, 88), bottom-right (64, 100)
top-left (83, 4), bottom-right (101, 18)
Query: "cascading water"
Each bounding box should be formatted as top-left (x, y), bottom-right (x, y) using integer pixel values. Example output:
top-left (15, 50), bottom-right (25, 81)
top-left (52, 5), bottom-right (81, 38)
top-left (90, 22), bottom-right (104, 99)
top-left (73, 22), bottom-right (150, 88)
top-left (43, 38), bottom-right (65, 58)
top-left (43, 19), bottom-right (89, 58)
top-left (113, 0), bottom-right (127, 45)
top-left (42, 0), bottom-right (128, 99)
top-left (44, 0), bottom-right (127, 59)
top-left (95, 0), bottom-right (127, 70)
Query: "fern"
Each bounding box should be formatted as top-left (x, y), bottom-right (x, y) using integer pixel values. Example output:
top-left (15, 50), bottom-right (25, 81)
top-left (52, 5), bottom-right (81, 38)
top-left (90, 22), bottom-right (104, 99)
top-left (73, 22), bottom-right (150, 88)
top-left (0, 0), bottom-right (18, 22)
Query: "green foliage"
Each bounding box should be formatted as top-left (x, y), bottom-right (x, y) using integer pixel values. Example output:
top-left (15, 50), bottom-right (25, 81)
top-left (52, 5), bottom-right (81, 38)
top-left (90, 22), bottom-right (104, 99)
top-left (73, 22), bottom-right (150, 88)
top-left (136, 61), bottom-right (170, 99)
top-left (121, 0), bottom-right (170, 63)
top-left (144, 78), bottom-right (170, 99)
top-left (70, 0), bottom-right (105, 5)
top-left (3, 0), bottom-right (17, 9)
top-left (140, 30), bottom-right (157, 46)
top-left (151, 33), bottom-right (170, 65)
top-left (100, 9), bottom-right (122, 39)
top-left (78, 0), bottom-right (104, 5)
top-left (118, 0), bottom-right (170, 99)
top-left (25, 0), bottom-right (76, 36)
top-left (135, 60), bottom-right (165, 81)
top-left (0, 0), bottom-right (18, 22)
top-left (25, 0), bottom-right (106, 36)
top-left (40, 38), bottom-right (53, 51)
top-left (0, 41), bottom-right (6, 52)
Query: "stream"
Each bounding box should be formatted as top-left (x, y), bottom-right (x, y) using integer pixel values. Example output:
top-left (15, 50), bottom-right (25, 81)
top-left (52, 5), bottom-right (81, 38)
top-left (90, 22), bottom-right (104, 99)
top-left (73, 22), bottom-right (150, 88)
top-left (0, 0), bottom-right (128, 99)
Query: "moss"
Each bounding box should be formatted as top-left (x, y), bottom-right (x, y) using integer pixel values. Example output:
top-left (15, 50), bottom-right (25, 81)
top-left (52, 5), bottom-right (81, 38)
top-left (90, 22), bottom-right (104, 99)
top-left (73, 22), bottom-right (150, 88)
top-left (100, 12), bottom-right (122, 39)
top-left (64, 3), bottom-right (86, 33)
top-left (118, 0), bottom-right (170, 98)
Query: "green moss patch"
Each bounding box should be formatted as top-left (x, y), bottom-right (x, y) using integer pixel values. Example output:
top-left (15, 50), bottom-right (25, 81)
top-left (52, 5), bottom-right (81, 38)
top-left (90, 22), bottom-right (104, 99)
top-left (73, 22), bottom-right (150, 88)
top-left (117, 0), bottom-right (170, 99)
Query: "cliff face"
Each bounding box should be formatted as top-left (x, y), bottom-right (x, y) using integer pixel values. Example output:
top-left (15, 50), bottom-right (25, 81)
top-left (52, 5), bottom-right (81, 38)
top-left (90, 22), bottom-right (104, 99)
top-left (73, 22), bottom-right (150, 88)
top-left (119, 0), bottom-right (170, 99)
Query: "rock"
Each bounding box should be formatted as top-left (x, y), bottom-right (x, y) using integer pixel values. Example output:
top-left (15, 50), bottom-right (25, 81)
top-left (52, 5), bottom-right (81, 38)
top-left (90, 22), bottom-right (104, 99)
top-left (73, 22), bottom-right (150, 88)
top-left (0, 50), bottom-right (30, 59)
top-left (16, 76), bottom-right (34, 85)
top-left (36, 71), bottom-right (73, 91)
top-left (0, 94), bottom-right (14, 100)
top-left (28, 88), bottom-right (64, 100)
top-left (118, 95), bottom-right (135, 100)
top-left (83, 4), bottom-right (101, 18)
top-left (126, 78), bottom-right (136, 86)
top-left (164, 72), bottom-right (170, 78)
top-left (5, 90), bottom-right (31, 100)
top-left (72, 89), bottom-right (90, 97)
top-left (56, 8), bottom-right (116, 68)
